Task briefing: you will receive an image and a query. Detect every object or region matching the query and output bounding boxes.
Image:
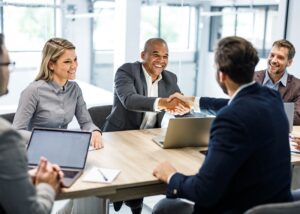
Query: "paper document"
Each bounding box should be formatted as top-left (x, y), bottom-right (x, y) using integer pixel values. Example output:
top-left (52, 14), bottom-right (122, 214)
top-left (82, 166), bottom-right (120, 183)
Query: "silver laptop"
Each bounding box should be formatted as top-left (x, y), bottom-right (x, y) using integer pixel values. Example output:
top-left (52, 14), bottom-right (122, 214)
top-left (27, 128), bottom-right (91, 188)
top-left (284, 102), bottom-right (294, 132)
top-left (153, 117), bottom-right (214, 149)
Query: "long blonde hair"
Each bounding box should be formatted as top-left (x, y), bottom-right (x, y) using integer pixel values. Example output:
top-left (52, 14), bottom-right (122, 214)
top-left (35, 38), bottom-right (75, 81)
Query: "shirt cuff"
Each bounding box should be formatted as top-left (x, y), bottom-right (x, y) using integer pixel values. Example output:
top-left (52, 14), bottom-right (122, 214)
top-left (154, 98), bottom-right (161, 112)
top-left (193, 96), bottom-right (200, 112)
top-left (167, 172), bottom-right (176, 184)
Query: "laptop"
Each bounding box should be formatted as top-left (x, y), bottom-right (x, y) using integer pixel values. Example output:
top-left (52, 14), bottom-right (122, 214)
top-left (153, 117), bottom-right (214, 149)
top-left (27, 128), bottom-right (91, 188)
top-left (284, 102), bottom-right (295, 132)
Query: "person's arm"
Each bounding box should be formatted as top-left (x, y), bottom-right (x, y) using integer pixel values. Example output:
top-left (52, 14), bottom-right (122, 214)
top-left (167, 93), bottom-right (228, 115)
top-left (115, 65), bottom-right (157, 112)
top-left (12, 85), bottom-right (38, 130)
top-left (0, 130), bottom-right (57, 214)
top-left (153, 112), bottom-right (250, 206)
top-left (199, 97), bottom-right (228, 115)
top-left (74, 84), bottom-right (103, 149)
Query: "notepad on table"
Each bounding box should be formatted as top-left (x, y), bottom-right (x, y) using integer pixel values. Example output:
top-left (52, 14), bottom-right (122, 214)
top-left (82, 166), bottom-right (120, 183)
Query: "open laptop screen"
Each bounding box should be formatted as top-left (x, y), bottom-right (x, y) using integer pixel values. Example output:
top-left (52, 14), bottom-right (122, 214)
top-left (27, 128), bottom-right (91, 169)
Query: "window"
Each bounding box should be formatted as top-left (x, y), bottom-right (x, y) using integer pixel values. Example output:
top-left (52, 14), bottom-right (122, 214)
top-left (93, 1), bottom-right (115, 51)
top-left (1, 0), bottom-right (61, 68)
top-left (140, 4), bottom-right (196, 50)
top-left (209, 5), bottom-right (278, 57)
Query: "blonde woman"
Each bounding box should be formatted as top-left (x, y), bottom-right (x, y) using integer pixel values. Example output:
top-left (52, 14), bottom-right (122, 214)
top-left (13, 38), bottom-right (102, 149)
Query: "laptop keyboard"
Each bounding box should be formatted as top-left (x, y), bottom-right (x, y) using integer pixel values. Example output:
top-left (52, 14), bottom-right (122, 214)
top-left (63, 170), bottom-right (78, 178)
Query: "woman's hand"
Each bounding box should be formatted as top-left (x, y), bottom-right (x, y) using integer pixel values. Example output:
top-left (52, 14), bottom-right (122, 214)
top-left (91, 130), bottom-right (103, 149)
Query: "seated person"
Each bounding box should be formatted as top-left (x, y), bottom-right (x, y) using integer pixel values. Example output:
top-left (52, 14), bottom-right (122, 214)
top-left (153, 36), bottom-right (292, 214)
top-left (12, 38), bottom-right (102, 149)
top-left (0, 33), bottom-right (63, 214)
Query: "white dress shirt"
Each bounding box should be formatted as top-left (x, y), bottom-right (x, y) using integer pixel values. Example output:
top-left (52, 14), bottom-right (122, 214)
top-left (140, 65), bottom-right (162, 129)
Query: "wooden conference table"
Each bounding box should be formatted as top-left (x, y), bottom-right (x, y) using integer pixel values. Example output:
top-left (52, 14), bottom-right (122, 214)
top-left (58, 128), bottom-right (205, 201)
top-left (57, 127), bottom-right (300, 210)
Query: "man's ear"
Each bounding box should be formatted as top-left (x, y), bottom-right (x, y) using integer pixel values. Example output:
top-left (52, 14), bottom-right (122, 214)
top-left (141, 51), bottom-right (145, 60)
top-left (218, 71), bottom-right (226, 83)
top-left (287, 59), bottom-right (293, 67)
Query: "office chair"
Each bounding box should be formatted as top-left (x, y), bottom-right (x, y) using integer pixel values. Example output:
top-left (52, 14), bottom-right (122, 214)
top-left (244, 190), bottom-right (300, 214)
top-left (0, 112), bottom-right (15, 123)
top-left (88, 105), bottom-right (112, 130)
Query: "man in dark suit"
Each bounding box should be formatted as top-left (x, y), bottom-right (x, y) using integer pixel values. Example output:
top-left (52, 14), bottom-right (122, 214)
top-left (103, 38), bottom-right (188, 214)
top-left (152, 36), bottom-right (292, 214)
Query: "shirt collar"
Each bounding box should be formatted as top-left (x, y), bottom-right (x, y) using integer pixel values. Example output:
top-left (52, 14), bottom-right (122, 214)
top-left (228, 81), bottom-right (256, 105)
top-left (49, 80), bottom-right (69, 93)
top-left (142, 65), bottom-right (162, 84)
top-left (263, 70), bottom-right (288, 87)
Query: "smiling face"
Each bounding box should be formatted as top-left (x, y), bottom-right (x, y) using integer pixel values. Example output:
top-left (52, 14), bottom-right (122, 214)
top-left (267, 46), bottom-right (292, 79)
top-left (48, 49), bottom-right (77, 86)
top-left (141, 41), bottom-right (169, 81)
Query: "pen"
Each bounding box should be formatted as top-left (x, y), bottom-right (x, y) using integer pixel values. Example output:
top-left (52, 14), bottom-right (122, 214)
top-left (98, 169), bottom-right (108, 181)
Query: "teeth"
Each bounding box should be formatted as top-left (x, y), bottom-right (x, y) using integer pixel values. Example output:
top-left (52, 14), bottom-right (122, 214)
top-left (154, 64), bottom-right (162, 68)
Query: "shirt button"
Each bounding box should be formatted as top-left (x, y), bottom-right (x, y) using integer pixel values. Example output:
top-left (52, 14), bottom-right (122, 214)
top-left (173, 189), bottom-right (178, 195)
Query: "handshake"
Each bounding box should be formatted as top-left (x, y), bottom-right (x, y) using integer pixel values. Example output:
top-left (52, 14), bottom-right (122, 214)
top-left (158, 92), bottom-right (195, 115)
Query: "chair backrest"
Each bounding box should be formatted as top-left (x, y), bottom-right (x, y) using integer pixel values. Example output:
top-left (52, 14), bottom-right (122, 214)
top-left (244, 201), bottom-right (300, 214)
top-left (0, 112), bottom-right (15, 124)
top-left (88, 105), bottom-right (112, 130)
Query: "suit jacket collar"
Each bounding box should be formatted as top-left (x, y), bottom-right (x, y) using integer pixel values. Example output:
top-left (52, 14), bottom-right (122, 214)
top-left (230, 82), bottom-right (260, 105)
top-left (138, 62), bottom-right (148, 96)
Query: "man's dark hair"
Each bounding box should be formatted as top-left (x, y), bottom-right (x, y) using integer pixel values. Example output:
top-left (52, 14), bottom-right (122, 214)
top-left (0, 33), bottom-right (4, 55)
top-left (272, 39), bottom-right (295, 60)
top-left (143, 38), bottom-right (168, 52)
top-left (215, 36), bottom-right (259, 85)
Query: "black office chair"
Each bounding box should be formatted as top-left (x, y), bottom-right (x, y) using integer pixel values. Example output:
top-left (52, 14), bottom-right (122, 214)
top-left (88, 105), bottom-right (112, 130)
top-left (0, 112), bottom-right (15, 123)
top-left (244, 190), bottom-right (300, 214)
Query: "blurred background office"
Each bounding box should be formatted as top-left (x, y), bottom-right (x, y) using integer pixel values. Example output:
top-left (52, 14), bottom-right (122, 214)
top-left (0, 0), bottom-right (299, 114)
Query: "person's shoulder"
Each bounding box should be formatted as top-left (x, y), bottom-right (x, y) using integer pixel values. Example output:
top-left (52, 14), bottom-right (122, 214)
top-left (22, 80), bottom-right (46, 93)
top-left (162, 69), bottom-right (177, 79)
top-left (67, 81), bottom-right (82, 93)
top-left (118, 61), bottom-right (141, 71)
top-left (288, 73), bottom-right (300, 83)
top-left (0, 118), bottom-right (22, 142)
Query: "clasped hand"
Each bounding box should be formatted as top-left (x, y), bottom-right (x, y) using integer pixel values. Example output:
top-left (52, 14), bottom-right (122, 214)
top-left (158, 92), bottom-right (195, 115)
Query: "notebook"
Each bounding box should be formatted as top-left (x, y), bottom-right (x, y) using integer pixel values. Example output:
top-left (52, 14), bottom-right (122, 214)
top-left (27, 128), bottom-right (91, 188)
top-left (284, 102), bottom-right (294, 132)
top-left (153, 117), bottom-right (214, 149)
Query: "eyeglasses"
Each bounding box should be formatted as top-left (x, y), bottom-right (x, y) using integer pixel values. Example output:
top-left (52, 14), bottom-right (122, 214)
top-left (0, 61), bottom-right (16, 72)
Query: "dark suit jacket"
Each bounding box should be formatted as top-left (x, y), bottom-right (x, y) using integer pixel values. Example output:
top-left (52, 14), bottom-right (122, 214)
top-left (200, 70), bottom-right (300, 125)
top-left (255, 70), bottom-right (300, 125)
top-left (167, 83), bottom-right (292, 214)
top-left (103, 61), bottom-right (181, 131)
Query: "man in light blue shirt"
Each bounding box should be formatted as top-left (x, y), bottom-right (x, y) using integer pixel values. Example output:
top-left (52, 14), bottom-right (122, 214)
top-left (255, 39), bottom-right (300, 125)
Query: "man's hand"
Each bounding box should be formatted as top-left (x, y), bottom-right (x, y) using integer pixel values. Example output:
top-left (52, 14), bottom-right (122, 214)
top-left (91, 130), bottom-right (103, 149)
top-left (168, 92), bottom-right (195, 108)
top-left (158, 97), bottom-right (190, 115)
top-left (153, 161), bottom-right (177, 183)
top-left (35, 157), bottom-right (63, 193)
top-left (291, 135), bottom-right (300, 150)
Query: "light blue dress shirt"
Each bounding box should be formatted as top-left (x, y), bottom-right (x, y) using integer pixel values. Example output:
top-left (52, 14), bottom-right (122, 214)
top-left (262, 70), bottom-right (288, 91)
